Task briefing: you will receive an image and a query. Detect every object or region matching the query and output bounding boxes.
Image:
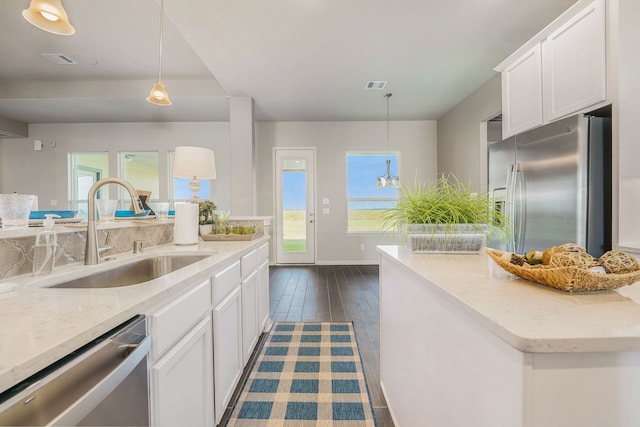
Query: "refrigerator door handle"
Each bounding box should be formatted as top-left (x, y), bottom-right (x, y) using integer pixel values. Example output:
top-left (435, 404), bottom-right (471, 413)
top-left (512, 162), bottom-right (526, 254)
top-left (505, 164), bottom-right (516, 252)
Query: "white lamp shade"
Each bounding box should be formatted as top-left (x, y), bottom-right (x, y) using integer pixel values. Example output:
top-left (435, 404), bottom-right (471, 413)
top-left (22, 0), bottom-right (75, 36)
top-left (173, 146), bottom-right (216, 179)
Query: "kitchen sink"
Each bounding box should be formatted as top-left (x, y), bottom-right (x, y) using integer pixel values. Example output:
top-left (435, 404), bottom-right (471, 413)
top-left (50, 255), bottom-right (211, 289)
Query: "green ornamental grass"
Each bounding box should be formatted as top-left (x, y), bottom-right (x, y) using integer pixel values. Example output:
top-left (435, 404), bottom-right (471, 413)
top-left (380, 174), bottom-right (509, 234)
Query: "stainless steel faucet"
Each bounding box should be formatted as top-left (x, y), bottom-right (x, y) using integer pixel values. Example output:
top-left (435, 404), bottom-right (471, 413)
top-left (84, 178), bottom-right (144, 265)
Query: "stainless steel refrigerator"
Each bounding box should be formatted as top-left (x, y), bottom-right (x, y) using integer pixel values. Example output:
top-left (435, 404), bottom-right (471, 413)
top-left (488, 113), bottom-right (611, 257)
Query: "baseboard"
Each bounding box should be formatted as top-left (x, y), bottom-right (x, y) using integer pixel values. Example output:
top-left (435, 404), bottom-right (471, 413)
top-left (271, 260), bottom-right (380, 266)
top-left (315, 259), bottom-right (379, 266)
top-left (380, 381), bottom-right (400, 427)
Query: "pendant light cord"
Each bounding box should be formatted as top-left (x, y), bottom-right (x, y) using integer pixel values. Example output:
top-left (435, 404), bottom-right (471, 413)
top-left (385, 93), bottom-right (392, 163)
top-left (157, 0), bottom-right (164, 82)
top-left (376, 92), bottom-right (399, 187)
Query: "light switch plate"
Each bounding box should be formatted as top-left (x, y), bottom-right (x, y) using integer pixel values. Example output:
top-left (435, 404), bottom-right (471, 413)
top-left (322, 208), bottom-right (330, 215)
top-left (322, 198), bottom-right (329, 205)
top-left (34, 140), bottom-right (43, 151)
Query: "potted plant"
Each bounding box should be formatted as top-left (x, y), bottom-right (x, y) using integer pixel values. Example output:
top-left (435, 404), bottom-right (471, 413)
top-left (198, 200), bottom-right (217, 235)
top-left (380, 174), bottom-right (508, 253)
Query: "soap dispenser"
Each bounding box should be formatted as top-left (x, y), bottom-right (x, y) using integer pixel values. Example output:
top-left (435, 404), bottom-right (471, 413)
top-left (33, 214), bottom-right (60, 276)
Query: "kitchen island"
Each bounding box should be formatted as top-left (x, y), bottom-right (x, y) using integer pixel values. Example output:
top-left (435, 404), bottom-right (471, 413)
top-left (0, 236), bottom-right (270, 425)
top-left (378, 245), bottom-right (640, 427)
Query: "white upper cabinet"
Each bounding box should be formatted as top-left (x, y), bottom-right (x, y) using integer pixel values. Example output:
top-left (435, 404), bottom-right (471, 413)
top-left (501, 44), bottom-right (543, 137)
top-left (496, 0), bottom-right (608, 137)
top-left (542, 0), bottom-right (606, 122)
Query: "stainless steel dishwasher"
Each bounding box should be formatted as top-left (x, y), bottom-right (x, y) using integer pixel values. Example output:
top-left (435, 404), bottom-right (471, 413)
top-left (0, 315), bottom-right (151, 426)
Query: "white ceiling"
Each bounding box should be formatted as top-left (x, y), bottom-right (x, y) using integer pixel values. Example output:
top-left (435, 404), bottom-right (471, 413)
top-left (0, 0), bottom-right (577, 124)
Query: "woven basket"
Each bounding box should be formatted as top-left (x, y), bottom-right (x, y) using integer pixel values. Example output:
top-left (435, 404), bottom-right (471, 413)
top-left (486, 248), bottom-right (640, 292)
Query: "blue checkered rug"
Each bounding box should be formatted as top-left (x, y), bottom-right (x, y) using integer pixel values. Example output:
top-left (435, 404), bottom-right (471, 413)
top-left (224, 322), bottom-right (376, 426)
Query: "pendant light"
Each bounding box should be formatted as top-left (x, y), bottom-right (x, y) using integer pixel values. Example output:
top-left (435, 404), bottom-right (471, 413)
top-left (22, 0), bottom-right (75, 36)
top-left (147, 0), bottom-right (172, 106)
top-left (377, 93), bottom-right (400, 188)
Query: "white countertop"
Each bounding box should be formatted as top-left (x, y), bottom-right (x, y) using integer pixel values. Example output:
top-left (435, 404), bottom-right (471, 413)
top-left (0, 237), bottom-right (269, 392)
top-left (378, 245), bottom-right (640, 353)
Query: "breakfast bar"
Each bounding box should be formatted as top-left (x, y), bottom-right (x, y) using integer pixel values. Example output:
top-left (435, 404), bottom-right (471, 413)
top-left (378, 245), bottom-right (640, 427)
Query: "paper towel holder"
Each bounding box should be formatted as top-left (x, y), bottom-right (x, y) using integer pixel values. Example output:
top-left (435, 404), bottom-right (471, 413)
top-left (173, 202), bottom-right (199, 245)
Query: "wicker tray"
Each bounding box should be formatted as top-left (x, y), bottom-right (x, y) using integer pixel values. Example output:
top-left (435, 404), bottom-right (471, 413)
top-left (201, 232), bottom-right (262, 241)
top-left (486, 248), bottom-right (640, 292)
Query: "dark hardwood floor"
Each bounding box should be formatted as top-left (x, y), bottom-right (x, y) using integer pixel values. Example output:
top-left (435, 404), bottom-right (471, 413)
top-left (269, 264), bottom-right (394, 427)
top-left (219, 264), bottom-right (394, 426)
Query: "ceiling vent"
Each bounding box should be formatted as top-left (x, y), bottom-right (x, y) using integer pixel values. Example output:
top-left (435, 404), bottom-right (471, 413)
top-left (365, 81), bottom-right (387, 90)
top-left (42, 53), bottom-right (79, 65)
top-left (0, 130), bottom-right (26, 138)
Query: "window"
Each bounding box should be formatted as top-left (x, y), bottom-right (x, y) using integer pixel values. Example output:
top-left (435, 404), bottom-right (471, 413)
top-left (168, 151), bottom-right (211, 202)
top-left (119, 151), bottom-right (159, 205)
top-left (347, 152), bottom-right (399, 233)
top-left (281, 161), bottom-right (307, 252)
top-left (68, 152), bottom-right (109, 219)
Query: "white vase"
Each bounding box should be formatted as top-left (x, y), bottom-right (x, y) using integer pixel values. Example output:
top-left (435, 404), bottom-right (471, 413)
top-left (199, 224), bottom-right (213, 236)
top-left (406, 223), bottom-right (488, 254)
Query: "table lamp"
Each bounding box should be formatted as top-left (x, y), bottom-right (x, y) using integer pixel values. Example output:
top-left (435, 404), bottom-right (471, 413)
top-left (173, 146), bottom-right (216, 203)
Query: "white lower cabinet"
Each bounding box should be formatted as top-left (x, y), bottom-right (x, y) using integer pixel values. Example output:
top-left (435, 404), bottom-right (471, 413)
top-left (257, 259), bottom-right (270, 332)
top-left (150, 315), bottom-right (214, 427)
top-left (148, 242), bottom-right (270, 426)
top-left (213, 285), bottom-right (243, 424)
top-left (241, 270), bottom-right (259, 365)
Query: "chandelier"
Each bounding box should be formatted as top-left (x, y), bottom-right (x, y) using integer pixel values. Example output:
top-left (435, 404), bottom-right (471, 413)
top-left (377, 93), bottom-right (400, 188)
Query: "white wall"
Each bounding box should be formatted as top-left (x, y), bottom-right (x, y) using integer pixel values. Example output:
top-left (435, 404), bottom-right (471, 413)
top-left (437, 75), bottom-right (502, 192)
top-left (255, 120), bottom-right (437, 264)
top-left (614, 0), bottom-right (640, 250)
top-left (0, 119), bottom-right (436, 264)
top-left (0, 122), bottom-right (231, 210)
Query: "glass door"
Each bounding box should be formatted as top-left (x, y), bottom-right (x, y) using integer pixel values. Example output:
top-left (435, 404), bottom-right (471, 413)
top-left (274, 148), bottom-right (316, 264)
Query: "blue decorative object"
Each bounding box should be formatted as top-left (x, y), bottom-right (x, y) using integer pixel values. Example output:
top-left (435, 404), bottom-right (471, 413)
top-left (29, 210), bottom-right (77, 220)
top-left (114, 210), bottom-right (150, 218)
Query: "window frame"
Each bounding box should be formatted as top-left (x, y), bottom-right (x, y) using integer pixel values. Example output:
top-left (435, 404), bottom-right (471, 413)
top-left (68, 151), bottom-right (109, 219)
top-left (117, 150), bottom-right (160, 205)
top-left (345, 151), bottom-right (400, 235)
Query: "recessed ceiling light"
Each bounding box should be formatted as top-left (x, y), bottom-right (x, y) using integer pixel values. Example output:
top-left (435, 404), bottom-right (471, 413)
top-left (365, 81), bottom-right (387, 90)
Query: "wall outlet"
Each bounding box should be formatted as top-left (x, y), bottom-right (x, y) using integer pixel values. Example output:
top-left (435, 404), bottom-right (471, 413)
top-left (322, 198), bottom-right (329, 205)
top-left (322, 208), bottom-right (330, 215)
top-left (360, 243), bottom-right (365, 251)
top-left (50, 200), bottom-right (57, 207)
